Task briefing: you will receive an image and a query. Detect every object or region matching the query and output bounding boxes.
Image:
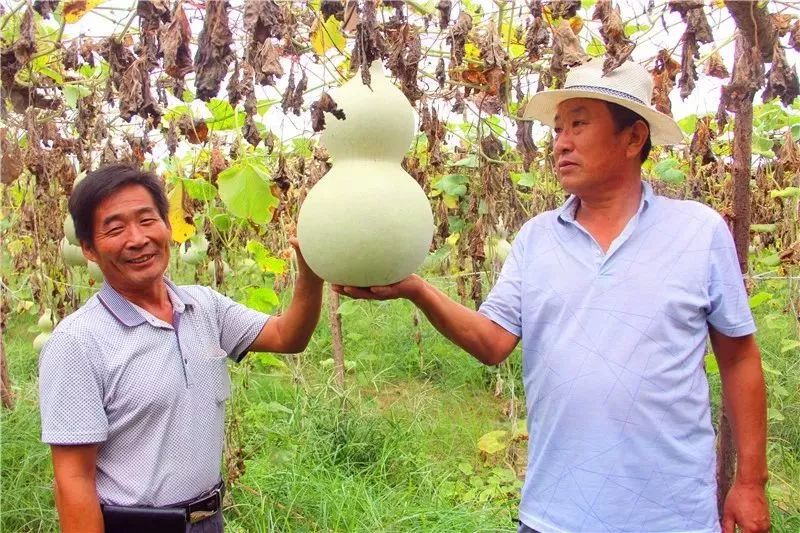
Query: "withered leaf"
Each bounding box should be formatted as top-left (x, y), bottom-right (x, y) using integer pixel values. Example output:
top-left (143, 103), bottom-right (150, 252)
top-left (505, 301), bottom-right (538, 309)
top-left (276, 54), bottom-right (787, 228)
top-left (550, 19), bottom-right (587, 88)
top-left (790, 20), bottom-right (800, 52)
top-left (447, 12), bottom-right (472, 66)
top-left (243, 115), bottom-right (261, 147)
top-left (437, 0), bottom-right (451, 30)
top-left (436, 57), bottom-right (446, 88)
top-left (281, 70), bottom-right (307, 116)
top-left (528, 0), bottom-right (543, 18)
top-left (160, 2), bottom-right (193, 80)
top-left (649, 49), bottom-right (680, 116)
top-left (721, 34), bottom-right (763, 114)
top-left (420, 102), bottom-right (446, 166)
top-left (771, 14), bottom-right (793, 37)
top-left (350, 0), bottom-right (386, 87)
top-left (310, 92), bottom-right (345, 133)
top-left (549, 0), bottom-right (580, 19)
top-left (118, 55), bottom-right (162, 125)
top-left (669, 0), bottom-right (713, 44)
top-left (210, 145), bottom-right (228, 180)
top-left (1, 131), bottom-right (23, 185)
top-left (704, 51), bottom-right (729, 79)
top-left (243, 0), bottom-right (284, 42)
top-left (33, 0), bottom-right (59, 19)
top-left (343, 0), bottom-right (360, 33)
top-left (251, 39), bottom-right (284, 86)
top-left (592, 0), bottom-right (634, 75)
top-left (480, 133), bottom-right (504, 161)
top-left (194, 0), bottom-right (235, 101)
top-left (678, 29), bottom-right (699, 100)
top-left (480, 22), bottom-right (507, 70)
top-left (387, 24), bottom-right (423, 102)
top-left (763, 41), bottom-right (799, 106)
top-left (14, 9), bottom-right (36, 64)
top-left (525, 16), bottom-right (549, 62)
top-left (689, 116), bottom-right (715, 166)
top-left (176, 115), bottom-right (209, 144)
top-left (137, 0), bottom-right (169, 70)
top-left (63, 40), bottom-right (81, 71)
top-left (321, 0), bottom-right (345, 21)
top-left (516, 120), bottom-right (537, 171)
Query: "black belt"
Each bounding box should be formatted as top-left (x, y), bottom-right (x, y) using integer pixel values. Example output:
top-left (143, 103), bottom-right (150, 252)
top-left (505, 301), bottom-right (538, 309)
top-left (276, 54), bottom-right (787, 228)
top-left (102, 481), bottom-right (224, 532)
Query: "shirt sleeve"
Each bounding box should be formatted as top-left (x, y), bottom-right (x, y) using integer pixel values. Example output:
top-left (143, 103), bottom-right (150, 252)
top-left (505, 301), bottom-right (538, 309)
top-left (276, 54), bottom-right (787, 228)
top-left (39, 331), bottom-right (108, 445)
top-left (478, 232), bottom-right (525, 337)
top-left (208, 288), bottom-right (270, 362)
top-left (706, 218), bottom-right (756, 337)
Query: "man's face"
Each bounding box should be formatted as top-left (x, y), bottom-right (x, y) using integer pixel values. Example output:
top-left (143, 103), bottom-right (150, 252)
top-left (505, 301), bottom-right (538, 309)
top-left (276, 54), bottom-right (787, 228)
top-left (552, 98), bottom-right (631, 194)
top-left (82, 184), bottom-right (171, 292)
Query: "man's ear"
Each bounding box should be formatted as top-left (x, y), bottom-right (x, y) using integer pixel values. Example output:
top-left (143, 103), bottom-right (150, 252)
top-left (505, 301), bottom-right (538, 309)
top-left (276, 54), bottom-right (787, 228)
top-left (626, 120), bottom-right (649, 160)
top-left (81, 241), bottom-right (98, 264)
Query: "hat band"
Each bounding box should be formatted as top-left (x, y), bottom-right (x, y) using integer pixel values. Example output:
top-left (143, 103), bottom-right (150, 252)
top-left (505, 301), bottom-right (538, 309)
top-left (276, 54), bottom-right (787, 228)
top-left (562, 84), bottom-right (648, 106)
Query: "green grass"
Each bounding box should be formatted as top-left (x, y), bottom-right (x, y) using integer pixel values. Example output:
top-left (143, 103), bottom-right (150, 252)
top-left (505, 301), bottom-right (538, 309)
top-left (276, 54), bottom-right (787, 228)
top-left (2, 279), bottom-right (799, 532)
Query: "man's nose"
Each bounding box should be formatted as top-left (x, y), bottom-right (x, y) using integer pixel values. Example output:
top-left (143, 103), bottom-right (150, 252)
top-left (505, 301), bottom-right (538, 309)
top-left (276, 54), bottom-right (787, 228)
top-left (125, 224), bottom-right (149, 247)
top-left (553, 131), bottom-right (573, 155)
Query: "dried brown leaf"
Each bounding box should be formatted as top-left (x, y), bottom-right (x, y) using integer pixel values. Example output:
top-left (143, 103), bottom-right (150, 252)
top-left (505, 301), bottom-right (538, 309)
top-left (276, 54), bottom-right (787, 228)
top-left (251, 39), bottom-right (284, 86)
top-left (592, 0), bottom-right (634, 75)
top-left (525, 15), bottom-right (549, 62)
top-left (790, 20), bottom-right (800, 52)
top-left (721, 34), bottom-right (763, 114)
top-left (118, 56), bottom-right (162, 125)
top-left (669, 0), bottom-right (713, 44)
top-left (1, 131), bottom-right (23, 185)
top-left (678, 29), bottom-right (698, 100)
top-left (14, 9), bottom-right (36, 64)
top-left (689, 116), bottom-right (715, 166)
top-left (704, 51), bottom-right (729, 79)
top-left (194, 0), bottom-right (234, 101)
top-left (649, 49), bottom-right (680, 116)
top-left (351, 0), bottom-right (386, 87)
top-left (516, 120), bottom-right (537, 171)
top-left (437, 0), bottom-right (451, 30)
top-left (550, 19), bottom-right (587, 88)
top-left (387, 24), bottom-right (423, 102)
top-left (160, 2), bottom-right (193, 80)
top-left (244, 0), bottom-right (284, 42)
top-left (436, 57), bottom-right (446, 89)
top-left (420, 103), bottom-right (446, 166)
top-left (548, 0), bottom-right (580, 19)
top-left (176, 115), bottom-right (209, 144)
top-left (281, 70), bottom-right (307, 116)
top-left (310, 92), bottom-right (346, 133)
top-left (33, 0), bottom-right (59, 19)
top-left (480, 22), bottom-right (507, 70)
top-left (448, 12), bottom-right (472, 66)
top-left (763, 42), bottom-right (799, 106)
top-left (343, 0), bottom-right (360, 33)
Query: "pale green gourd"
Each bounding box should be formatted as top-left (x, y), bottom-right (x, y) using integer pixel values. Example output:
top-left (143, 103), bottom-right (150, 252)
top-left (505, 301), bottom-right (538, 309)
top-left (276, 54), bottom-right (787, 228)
top-left (33, 332), bottom-right (52, 353)
top-left (88, 261), bottom-right (104, 282)
top-left (63, 215), bottom-right (78, 245)
top-left (61, 237), bottom-right (87, 267)
top-left (297, 61), bottom-right (434, 286)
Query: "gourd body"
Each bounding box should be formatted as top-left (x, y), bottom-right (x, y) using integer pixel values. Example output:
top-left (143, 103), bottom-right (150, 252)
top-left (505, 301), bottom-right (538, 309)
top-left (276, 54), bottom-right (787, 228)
top-left (297, 61), bottom-right (433, 286)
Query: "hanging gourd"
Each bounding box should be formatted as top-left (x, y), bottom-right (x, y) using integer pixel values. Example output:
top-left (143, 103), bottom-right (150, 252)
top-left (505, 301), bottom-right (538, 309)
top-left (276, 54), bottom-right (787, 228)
top-left (297, 61), bottom-right (434, 287)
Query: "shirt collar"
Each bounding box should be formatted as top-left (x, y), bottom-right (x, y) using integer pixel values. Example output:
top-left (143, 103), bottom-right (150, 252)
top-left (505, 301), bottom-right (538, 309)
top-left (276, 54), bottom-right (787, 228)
top-left (557, 180), bottom-right (653, 224)
top-left (97, 277), bottom-right (196, 327)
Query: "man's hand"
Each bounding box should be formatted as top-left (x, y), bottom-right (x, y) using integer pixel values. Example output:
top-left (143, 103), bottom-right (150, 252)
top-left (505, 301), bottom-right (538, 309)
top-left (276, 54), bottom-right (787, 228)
top-left (722, 482), bottom-right (770, 533)
top-left (332, 274), bottom-right (424, 302)
top-left (288, 237), bottom-right (322, 284)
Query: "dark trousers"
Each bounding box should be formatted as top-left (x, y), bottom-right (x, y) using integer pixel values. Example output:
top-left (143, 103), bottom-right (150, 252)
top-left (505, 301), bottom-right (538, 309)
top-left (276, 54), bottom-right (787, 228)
top-left (186, 511), bottom-right (223, 533)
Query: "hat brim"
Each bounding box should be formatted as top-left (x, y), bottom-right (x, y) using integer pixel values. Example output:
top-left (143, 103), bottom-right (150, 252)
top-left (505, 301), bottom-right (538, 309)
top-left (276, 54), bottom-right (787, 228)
top-left (523, 89), bottom-right (684, 146)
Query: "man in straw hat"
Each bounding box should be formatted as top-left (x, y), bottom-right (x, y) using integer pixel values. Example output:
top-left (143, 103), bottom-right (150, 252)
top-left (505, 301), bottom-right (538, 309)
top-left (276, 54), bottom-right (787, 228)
top-left (335, 58), bottom-right (769, 533)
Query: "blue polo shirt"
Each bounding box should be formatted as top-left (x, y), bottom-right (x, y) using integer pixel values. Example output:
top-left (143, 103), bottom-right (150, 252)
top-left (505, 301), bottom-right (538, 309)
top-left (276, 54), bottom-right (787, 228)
top-left (479, 182), bottom-right (754, 533)
top-left (39, 279), bottom-right (269, 506)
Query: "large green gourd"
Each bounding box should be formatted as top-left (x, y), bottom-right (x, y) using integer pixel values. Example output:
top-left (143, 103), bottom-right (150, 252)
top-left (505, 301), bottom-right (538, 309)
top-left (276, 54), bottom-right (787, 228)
top-left (297, 61), bottom-right (434, 286)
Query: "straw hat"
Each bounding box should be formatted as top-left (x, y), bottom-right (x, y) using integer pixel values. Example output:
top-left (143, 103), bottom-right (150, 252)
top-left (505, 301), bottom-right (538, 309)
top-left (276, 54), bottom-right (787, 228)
top-left (523, 59), bottom-right (683, 145)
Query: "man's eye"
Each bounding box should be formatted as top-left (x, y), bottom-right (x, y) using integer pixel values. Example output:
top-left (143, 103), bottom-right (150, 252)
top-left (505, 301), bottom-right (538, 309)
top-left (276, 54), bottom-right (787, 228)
top-left (141, 218), bottom-right (156, 225)
top-left (573, 120), bottom-right (585, 127)
top-left (108, 227), bottom-right (124, 235)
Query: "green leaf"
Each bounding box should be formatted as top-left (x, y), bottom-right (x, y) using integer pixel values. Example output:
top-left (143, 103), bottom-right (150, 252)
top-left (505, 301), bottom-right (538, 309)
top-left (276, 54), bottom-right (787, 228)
top-left (256, 99), bottom-right (276, 115)
top-left (511, 171), bottom-right (536, 188)
top-left (337, 299), bottom-right (361, 317)
top-left (217, 161), bottom-right (278, 224)
top-left (767, 407), bottom-right (785, 422)
top-left (758, 253), bottom-right (781, 267)
top-left (63, 84), bottom-right (91, 109)
top-left (457, 462), bottom-right (474, 475)
top-left (264, 401), bottom-right (293, 415)
top-left (310, 15), bottom-right (345, 55)
top-left (750, 223), bottom-right (776, 233)
top-left (769, 186), bottom-right (800, 199)
top-left (246, 240), bottom-right (286, 274)
top-left (780, 339), bottom-right (800, 353)
top-left (206, 98), bottom-right (246, 131)
top-left (478, 430), bottom-right (509, 455)
top-left (434, 174), bottom-right (469, 197)
top-left (653, 159), bottom-right (685, 184)
top-left (587, 38), bottom-right (606, 58)
top-left (252, 352), bottom-right (288, 370)
top-left (677, 114), bottom-right (697, 134)
top-left (291, 137), bottom-right (313, 157)
top-left (165, 104), bottom-right (192, 122)
top-left (748, 291), bottom-right (773, 309)
top-left (245, 287), bottom-right (280, 313)
top-left (624, 23), bottom-right (649, 37)
top-left (751, 135), bottom-right (774, 158)
top-left (581, 0), bottom-right (597, 9)
top-left (181, 178), bottom-right (217, 201)
top-left (451, 155), bottom-right (479, 168)
top-left (211, 213), bottom-right (233, 232)
top-left (704, 354), bottom-right (719, 375)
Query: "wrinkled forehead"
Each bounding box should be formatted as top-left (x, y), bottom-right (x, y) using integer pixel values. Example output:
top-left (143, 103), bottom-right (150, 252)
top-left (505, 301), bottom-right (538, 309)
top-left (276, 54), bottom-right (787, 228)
top-left (554, 97), bottom-right (607, 122)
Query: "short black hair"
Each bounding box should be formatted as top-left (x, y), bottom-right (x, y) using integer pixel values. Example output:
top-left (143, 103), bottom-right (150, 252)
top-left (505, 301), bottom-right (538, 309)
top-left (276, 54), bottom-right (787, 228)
top-left (605, 101), bottom-right (652, 162)
top-left (68, 164), bottom-right (169, 247)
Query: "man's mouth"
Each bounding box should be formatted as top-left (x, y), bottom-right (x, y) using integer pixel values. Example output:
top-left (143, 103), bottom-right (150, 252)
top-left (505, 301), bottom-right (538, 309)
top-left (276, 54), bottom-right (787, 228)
top-left (558, 160), bottom-right (577, 169)
top-left (128, 254), bottom-right (156, 265)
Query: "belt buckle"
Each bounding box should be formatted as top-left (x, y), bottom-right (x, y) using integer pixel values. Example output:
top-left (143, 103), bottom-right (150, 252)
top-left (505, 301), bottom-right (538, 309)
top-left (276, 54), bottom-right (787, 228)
top-left (188, 486), bottom-right (221, 524)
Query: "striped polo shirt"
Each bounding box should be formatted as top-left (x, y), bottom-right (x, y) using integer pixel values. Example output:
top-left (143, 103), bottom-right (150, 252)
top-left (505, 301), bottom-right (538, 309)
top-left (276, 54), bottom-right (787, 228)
top-left (480, 182), bottom-right (754, 533)
top-left (39, 278), bottom-right (269, 506)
